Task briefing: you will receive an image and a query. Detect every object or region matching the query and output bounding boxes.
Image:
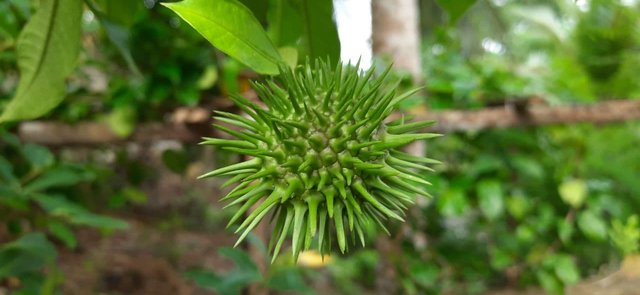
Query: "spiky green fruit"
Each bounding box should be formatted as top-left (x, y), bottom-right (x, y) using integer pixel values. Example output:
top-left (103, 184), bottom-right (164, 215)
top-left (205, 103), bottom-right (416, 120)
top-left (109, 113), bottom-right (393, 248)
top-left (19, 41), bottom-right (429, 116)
top-left (201, 60), bottom-right (440, 261)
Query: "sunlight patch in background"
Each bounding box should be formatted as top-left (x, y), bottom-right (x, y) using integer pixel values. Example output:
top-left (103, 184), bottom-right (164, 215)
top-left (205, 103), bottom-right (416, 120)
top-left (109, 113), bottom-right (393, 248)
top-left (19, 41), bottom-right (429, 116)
top-left (334, 0), bottom-right (373, 69)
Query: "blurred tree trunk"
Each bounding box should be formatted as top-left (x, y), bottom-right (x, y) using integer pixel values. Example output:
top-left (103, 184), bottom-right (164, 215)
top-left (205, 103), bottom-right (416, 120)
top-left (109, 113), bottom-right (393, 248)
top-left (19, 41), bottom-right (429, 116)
top-left (372, 0), bottom-right (422, 83)
top-left (371, 0), bottom-right (422, 294)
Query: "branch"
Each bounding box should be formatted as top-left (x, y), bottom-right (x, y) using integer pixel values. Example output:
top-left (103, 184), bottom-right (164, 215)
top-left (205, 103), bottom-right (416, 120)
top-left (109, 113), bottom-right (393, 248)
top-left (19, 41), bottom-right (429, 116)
top-left (16, 99), bottom-right (640, 145)
top-left (17, 121), bottom-right (210, 145)
top-left (418, 99), bottom-right (640, 133)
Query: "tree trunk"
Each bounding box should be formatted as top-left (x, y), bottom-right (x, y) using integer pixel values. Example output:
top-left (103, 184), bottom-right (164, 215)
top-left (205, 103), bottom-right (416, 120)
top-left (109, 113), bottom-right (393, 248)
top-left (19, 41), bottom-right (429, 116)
top-left (372, 0), bottom-right (422, 82)
top-left (371, 0), bottom-right (422, 293)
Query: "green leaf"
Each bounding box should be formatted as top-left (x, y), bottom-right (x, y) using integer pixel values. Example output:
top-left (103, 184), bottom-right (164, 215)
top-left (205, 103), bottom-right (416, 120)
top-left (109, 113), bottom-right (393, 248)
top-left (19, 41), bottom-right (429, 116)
top-left (90, 0), bottom-right (142, 75)
top-left (435, 0), bottom-right (476, 23)
top-left (161, 149), bottom-right (189, 174)
top-left (516, 224), bottom-right (535, 243)
top-left (97, 18), bottom-right (141, 76)
top-left (22, 144), bottom-right (54, 170)
top-left (94, 0), bottom-right (141, 26)
top-left (437, 187), bottom-right (468, 216)
top-left (552, 254), bottom-right (580, 284)
top-left (295, 0), bottom-right (341, 62)
top-left (609, 215), bottom-right (640, 255)
top-left (239, 0), bottom-right (269, 24)
top-left (70, 213), bottom-right (129, 230)
top-left (506, 194), bottom-right (530, 221)
top-left (509, 6), bottom-right (566, 42)
top-left (0, 156), bottom-right (18, 184)
top-left (0, 186), bottom-right (29, 210)
top-left (24, 166), bottom-right (90, 193)
top-left (184, 247), bottom-right (261, 295)
top-left (222, 58), bottom-right (243, 94)
top-left (0, 0), bottom-right (82, 122)
top-left (109, 186), bottom-right (147, 208)
top-left (197, 65), bottom-right (219, 90)
top-left (0, 233), bottom-right (57, 280)
top-left (47, 221), bottom-right (77, 249)
top-left (0, 1), bottom-right (24, 40)
top-left (278, 46), bottom-right (298, 69)
top-left (1, 132), bottom-right (22, 148)
top-left (218, 247), bottom-right (261, 279)
top-left (409, 263), bottom-right (440, 288)
top-left (557, 219), bottom-right (574, 245)
top-left (490, 248), bottom-right (513, 270)
top-left (103, 106), bottom-right (137, 137)
top-left (120, 187), bottom-right (147, 204)
top-left (577, 210), bottom-right (607, 241)
top-left (177, 86), bottom-right (201, 106)
top-left (559, 179), bottom-right (587, 208)
top-left (511, 155), bottom-right (544, 180)
top-left (468, 154), bottom-right (502, 178)
top-left (536, 269), bottom-right (563, 295)
top-left (477, 179), bottom-right (504, 220)
top-left (266, 267), bottom-right (310, 292)
top-left (183, 269), bottom-right (223, 292)
top-left (162, 0), bottom-right (283, 75)
top-left (35, 194), bottom-right (129, 230)
top-left (268, 0), bottom-right (303, 47)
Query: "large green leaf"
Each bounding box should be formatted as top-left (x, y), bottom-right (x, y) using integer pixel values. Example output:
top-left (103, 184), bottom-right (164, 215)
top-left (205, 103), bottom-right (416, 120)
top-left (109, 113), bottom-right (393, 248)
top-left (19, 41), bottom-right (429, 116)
top-left (0, 0), bottom-right (82, 122)
top-left (162, 0), bottom-right (282, 75)
top-left (295, 0), bottom-right (340, 62)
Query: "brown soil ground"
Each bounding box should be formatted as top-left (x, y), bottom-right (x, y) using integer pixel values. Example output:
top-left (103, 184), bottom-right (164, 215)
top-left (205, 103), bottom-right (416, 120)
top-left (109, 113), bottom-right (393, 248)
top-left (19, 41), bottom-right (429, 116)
top-left (59, 221), bottom-right (236, 295)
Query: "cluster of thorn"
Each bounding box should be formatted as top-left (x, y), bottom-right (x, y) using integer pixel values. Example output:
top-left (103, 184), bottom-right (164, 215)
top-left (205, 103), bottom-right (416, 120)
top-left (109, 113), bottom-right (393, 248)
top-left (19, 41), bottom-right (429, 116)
top-left (201, 60), bottom-right (440, 262)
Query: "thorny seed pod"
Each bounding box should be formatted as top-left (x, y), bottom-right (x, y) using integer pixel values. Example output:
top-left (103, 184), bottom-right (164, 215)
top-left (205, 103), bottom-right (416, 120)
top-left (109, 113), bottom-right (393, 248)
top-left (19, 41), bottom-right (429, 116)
top-left (200, 60), bottom-right (441, 262)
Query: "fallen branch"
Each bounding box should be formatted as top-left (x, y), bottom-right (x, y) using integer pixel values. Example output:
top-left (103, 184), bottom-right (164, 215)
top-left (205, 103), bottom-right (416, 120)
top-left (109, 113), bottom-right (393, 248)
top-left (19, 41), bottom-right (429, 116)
top-left (18, 121), bottom-right (210, 145)
top-left (17, 99), bottom-right (640, 145)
